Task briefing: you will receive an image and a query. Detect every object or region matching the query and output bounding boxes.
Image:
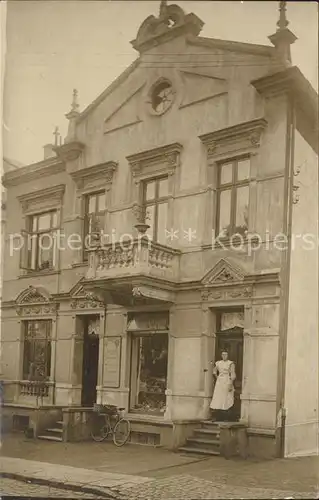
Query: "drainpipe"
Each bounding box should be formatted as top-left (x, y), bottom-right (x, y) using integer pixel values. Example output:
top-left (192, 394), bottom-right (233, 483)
top-left (276, 93), bottom-right (295, 458)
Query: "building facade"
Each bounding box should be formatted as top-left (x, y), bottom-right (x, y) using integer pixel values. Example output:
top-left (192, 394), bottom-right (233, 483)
top-left (1, 2), bottom-right (318, 458)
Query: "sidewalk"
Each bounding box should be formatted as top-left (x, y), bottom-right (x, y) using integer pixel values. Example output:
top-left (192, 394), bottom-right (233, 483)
top-left (1, 434), bottom-right (318, 499)
top-left (1, 456), bottom-right (151, 498)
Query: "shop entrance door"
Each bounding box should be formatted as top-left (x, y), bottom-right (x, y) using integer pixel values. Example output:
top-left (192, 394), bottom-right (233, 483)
top-left (81, 316), bottom-right (100, 407)
top-left (215, 327), bottom-right (244, 421)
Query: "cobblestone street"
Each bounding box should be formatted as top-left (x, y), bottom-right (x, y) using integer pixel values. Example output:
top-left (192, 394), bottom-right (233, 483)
top-left (113, 474), bottom-right (318, 499)
top-left (2, 474), bottom-right (317, 500)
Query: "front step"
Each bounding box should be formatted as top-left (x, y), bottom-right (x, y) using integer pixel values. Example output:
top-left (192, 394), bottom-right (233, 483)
top-left (179, 446), bottom-right (220, 456)
top-left (178, 421), bottom-right (221, 457)
top-left (38, 435), bottom-right (63, 442)
top-left (186, 437), bottom-right (220, 451)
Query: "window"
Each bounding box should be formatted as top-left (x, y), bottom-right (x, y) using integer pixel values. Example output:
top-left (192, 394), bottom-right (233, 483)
top-left (83, 191), bottom-right (106, 260)
top-left (130, 333), bottom-right (168, 415)
top-left (216, 157), bottom-right (250, 238)
top-left (143, 177), bottom-right (168, 244)
top-left (21, 211), bottom-right (58, 271)
top-left (23, 320), bottom-right (52, 381)
top-left (150, 80), bottom-right (174, 114)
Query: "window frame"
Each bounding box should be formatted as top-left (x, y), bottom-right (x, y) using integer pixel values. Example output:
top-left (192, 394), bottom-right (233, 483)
top-left (83, 190), bottom-right (106, 261)
top-left (142, 176), bottom-right (169, 243)
top-left (22, 320), bottom-right (52, 381)
top-left (24, 210), bottom-right (58, 272)
top-left (216, 156), bottom-right (250, 238)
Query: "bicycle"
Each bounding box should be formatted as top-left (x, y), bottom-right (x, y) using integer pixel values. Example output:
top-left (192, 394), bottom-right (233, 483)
top-left (90, 404), bottom-right (131, 446)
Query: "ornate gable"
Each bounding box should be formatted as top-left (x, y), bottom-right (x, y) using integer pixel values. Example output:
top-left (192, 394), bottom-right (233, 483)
top-left (131, 2), bottom-right (204, 54)
top-left (202, 259), bottom-right (245, 286)
top-left (69, 280), bottom-right (104, 310)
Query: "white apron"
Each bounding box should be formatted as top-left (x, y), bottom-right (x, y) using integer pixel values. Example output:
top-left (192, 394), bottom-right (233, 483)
top-left (210, 360), bottom-right (235, 411)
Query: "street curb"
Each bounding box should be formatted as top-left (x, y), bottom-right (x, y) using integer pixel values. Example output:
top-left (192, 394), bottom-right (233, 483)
top-left (1, 471), bottom-right (119, 499)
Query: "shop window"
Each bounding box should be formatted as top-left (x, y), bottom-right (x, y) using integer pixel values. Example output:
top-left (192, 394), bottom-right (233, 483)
top-left (130, 333), bottom-right (168, 415)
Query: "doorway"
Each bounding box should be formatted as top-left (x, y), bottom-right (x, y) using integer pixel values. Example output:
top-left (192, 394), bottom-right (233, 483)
top-left (81, 315), bottom-right (100, 407)
top-left (215, 310), bottom-right (244, 421)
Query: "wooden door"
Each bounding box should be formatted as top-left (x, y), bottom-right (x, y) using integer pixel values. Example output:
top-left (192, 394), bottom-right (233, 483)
top-left (81, 325), bottom-right (99, 407)
top-left (216, 327), bottom-right (243, 420)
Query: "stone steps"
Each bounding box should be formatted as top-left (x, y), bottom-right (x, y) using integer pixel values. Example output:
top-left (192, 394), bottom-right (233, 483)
top-left (179, 421), bottom-right (221, 457)
top-left (37, 418), bottom-right (63, 442)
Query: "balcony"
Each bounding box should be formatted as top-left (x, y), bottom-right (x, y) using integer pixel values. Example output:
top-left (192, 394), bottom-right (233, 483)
top-left (84, 237), bottom-right (181, 306)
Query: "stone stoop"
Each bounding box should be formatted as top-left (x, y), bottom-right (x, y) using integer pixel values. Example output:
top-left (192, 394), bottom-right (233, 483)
top-left (179, 421), bottom-right (221, 456)
top-left (38, 419), bottom-right (63, 442)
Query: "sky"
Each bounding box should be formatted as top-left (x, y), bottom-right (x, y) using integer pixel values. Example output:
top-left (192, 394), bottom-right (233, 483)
top-left (2, 0), bottom-right (318, 166)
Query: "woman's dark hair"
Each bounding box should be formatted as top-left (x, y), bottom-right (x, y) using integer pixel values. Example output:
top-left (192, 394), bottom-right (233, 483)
top-left (221, 349), bottom-right (228, 354)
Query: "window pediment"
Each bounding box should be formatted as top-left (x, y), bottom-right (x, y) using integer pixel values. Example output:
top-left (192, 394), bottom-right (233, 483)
top-left (199, 118), bottom-right (267, 160)
top-left (126, 142), bottom-right (183, 179)
top-left (71, 161), bottom-right (118, 190)
top-left (15, 286), bottom-right (58, 316)
top-left (18, 184), bottom-right (65, 214)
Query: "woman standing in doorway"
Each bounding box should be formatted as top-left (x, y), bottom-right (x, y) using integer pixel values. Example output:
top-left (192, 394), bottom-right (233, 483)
top-left (210, 350), bottom-right (236, 421)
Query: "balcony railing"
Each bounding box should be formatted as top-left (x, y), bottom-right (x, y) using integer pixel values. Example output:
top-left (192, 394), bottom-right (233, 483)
top-left (86, 238), bottom-right (180, 282)
top-left (19, 381), bottom-right (50, 398)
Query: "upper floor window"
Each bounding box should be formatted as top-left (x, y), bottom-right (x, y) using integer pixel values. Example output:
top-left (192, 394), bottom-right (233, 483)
top-left (21, 210), bottom-right (58, 272)
top-left (143, 177), bottom-right (168, 244)
top-left (83, 191), bottom-right (106, 260)
top-left (216, 157), bottom-right (250, 238)
top-left (23, 320), bottom-right (52, 381)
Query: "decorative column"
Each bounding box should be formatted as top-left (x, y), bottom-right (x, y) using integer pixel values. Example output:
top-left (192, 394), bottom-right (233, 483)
top-left (96, 310), bottom-right (106, 403)
top-left (200, 292), bottom-right (216, 417)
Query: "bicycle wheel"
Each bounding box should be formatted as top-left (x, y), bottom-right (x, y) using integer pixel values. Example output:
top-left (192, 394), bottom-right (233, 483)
top-left (113, 418), bottom-right (131, 446)
top-left (91, 414), bottom-right (111, 442)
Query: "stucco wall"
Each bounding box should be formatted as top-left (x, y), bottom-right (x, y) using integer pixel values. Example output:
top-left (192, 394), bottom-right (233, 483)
top-left (284, 128), bottom-right (319, 457)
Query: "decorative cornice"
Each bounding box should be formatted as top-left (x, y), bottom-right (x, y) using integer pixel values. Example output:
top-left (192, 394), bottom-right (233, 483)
top-left (126, 142), bottom-right (183, 178)
top-left (252, 68), bottom-right (318, 154)
top-left (53, 141), bottom-right (85, 162)
top-left (187, 35), bottom-right (277, 58)
top-left (201, 286), bottom-right (253, 302)
top-left (70, 297), bottom-right (104, 310)
top-left (16, 304), bottom-right (59, 316)
top-left (70, 161), bottom-right (118, 188)
top-left (199, 118), bottom-right (268, 158)
top-left (2, 157), bottom-right (65, 188)
top-left (18, 184), bottom-right (65, 213)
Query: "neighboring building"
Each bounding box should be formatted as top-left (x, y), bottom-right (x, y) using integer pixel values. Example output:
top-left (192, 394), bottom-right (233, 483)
top-left (1, 2), bottom-right (318, 458)
top-left (1, 158), bottom-right (23, 297)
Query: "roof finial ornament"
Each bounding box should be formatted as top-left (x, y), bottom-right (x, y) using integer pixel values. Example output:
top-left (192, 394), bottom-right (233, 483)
top-left (277, 1), bottom-right (289, 31)
top-left (159, 0), bottom-right (168, 18)
top-left (53, 126), bottom-right (60, 147)
top-left (268, 0), bottom-right (297, 63)
top-left (71, 88), bottom-right (80, 112)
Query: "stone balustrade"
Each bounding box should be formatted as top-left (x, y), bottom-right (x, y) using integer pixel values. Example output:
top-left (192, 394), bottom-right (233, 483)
top-left (19, 381), bottom-right (50, 398)
top-left (86, 237), bottom-right (180, 281)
